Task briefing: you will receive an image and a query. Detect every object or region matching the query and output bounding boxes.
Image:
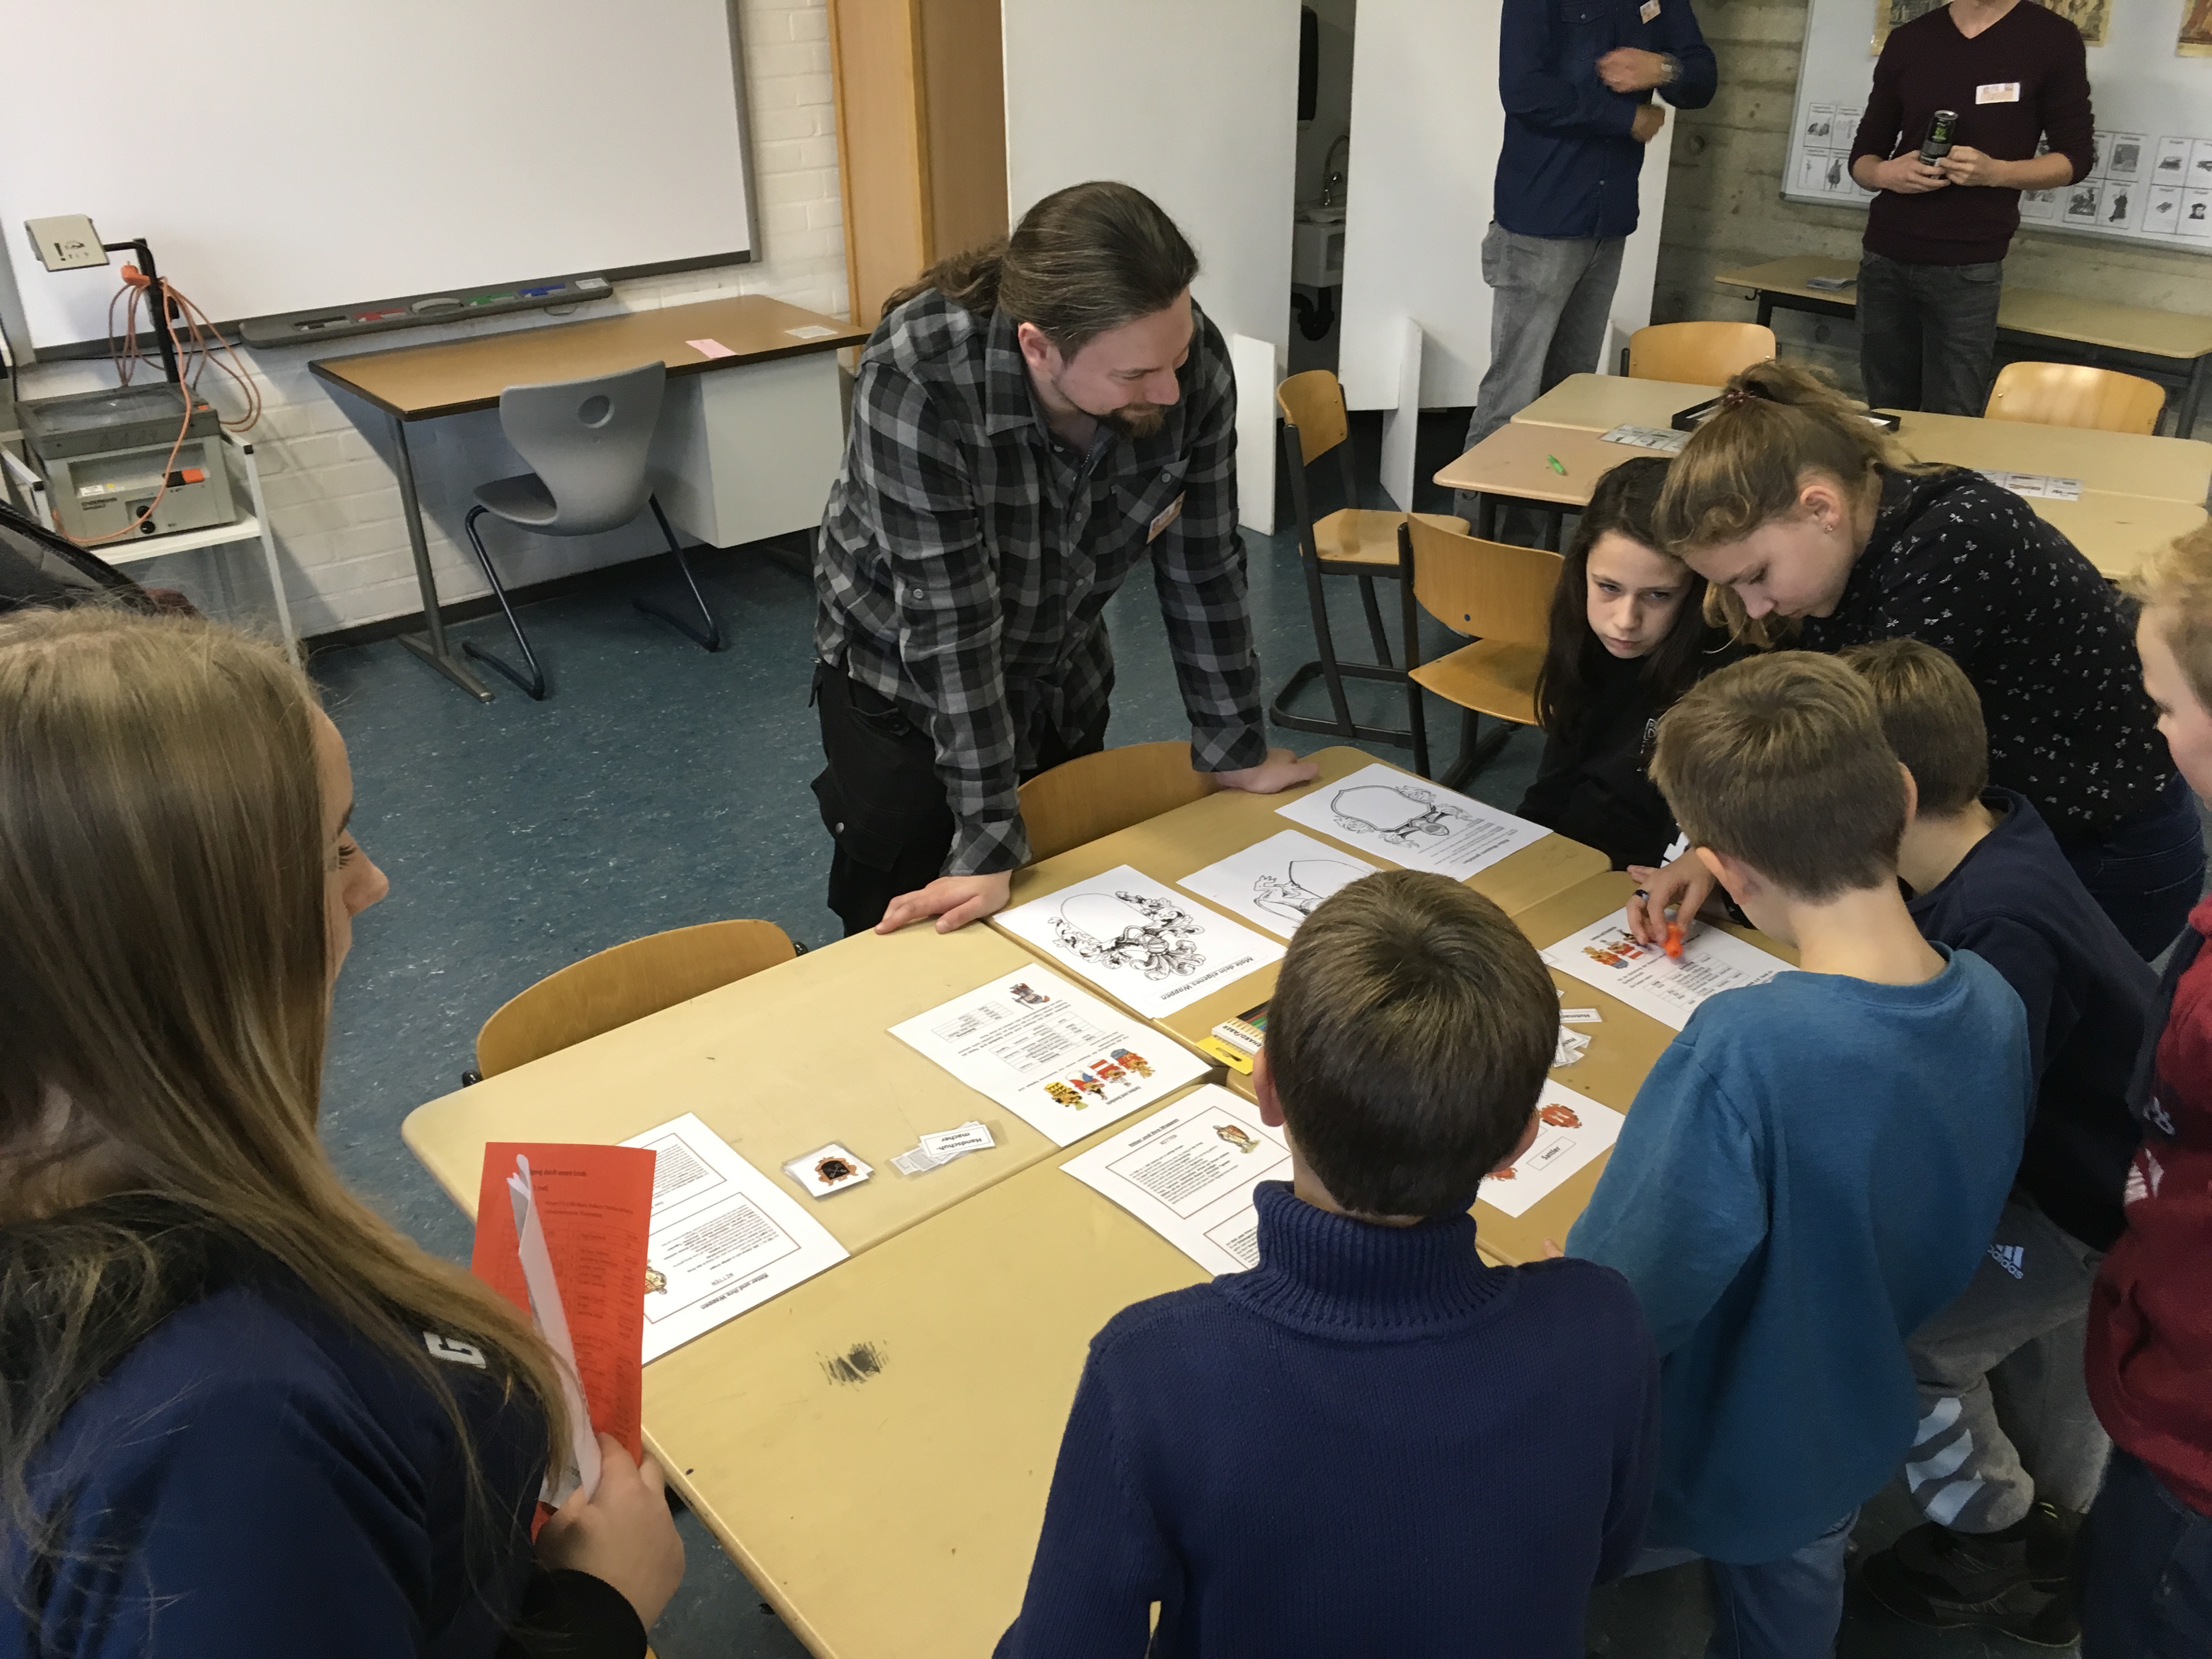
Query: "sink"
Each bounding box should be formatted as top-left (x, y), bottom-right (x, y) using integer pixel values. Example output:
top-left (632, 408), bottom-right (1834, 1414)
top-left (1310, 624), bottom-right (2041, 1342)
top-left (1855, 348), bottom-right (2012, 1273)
top-left (1293, 217), bottom-right (1344, 288)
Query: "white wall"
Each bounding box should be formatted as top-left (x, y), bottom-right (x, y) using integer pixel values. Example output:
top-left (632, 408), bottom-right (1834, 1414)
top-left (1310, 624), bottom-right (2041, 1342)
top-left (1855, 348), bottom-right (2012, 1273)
top-left (8, 0), bottom-right (847, 640)
top-left (1295, 0), bottom-right (1358, 206)
top-left (1338, 0), bottom-right (1674, 411)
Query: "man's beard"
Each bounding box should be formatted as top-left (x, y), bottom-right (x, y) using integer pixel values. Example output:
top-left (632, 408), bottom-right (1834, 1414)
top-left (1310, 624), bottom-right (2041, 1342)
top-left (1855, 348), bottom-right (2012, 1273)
top-left (1098, 402), bottom-right (1166, 439)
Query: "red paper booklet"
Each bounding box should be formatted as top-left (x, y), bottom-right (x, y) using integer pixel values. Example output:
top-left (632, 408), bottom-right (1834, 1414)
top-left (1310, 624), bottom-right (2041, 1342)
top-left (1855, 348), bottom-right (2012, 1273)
top-left (470, 1141), bottom-right (657, 1467)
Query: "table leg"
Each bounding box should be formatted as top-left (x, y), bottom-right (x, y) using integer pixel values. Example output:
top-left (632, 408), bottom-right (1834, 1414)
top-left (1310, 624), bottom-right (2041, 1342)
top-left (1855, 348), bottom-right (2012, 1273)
top-left (389, 413), bottom-right (493, 703)
top-left (1757, 294), bottom-right (1775, 330)
top-left (235, 435), bottom-right (298, 666)
top-left (2181, 355), bottom-right (2209, 448)
top-left (1476, 492), bottom-right (1498, 541)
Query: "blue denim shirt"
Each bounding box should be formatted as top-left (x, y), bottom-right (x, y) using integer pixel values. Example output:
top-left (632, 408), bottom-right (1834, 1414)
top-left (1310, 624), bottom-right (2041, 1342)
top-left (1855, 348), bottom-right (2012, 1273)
top-left (1496, 0), bottom-right (1718, 240)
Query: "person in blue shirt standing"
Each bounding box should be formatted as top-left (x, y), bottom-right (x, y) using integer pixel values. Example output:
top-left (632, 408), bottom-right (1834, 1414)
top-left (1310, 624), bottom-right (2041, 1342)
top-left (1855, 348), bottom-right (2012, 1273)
top-left (1459, 0), bottom-right (1717, 492)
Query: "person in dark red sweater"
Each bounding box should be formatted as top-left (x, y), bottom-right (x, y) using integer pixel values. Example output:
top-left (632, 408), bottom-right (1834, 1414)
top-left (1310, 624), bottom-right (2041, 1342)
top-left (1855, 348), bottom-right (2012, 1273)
top-left (2075, 522), bottom-right (2212, 1657)
top-left (1848, 0), bottom-right (2092, 415)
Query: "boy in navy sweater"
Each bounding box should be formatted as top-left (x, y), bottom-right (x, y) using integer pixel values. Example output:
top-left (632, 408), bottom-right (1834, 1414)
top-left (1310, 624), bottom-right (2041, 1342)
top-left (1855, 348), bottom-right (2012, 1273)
top-left (997, 871), bottom-right (1660, 1658)
top-left (1566, 652), bottom-right (2032, 1658)
top-left (1839, 639), bottom-right (2154, 1644)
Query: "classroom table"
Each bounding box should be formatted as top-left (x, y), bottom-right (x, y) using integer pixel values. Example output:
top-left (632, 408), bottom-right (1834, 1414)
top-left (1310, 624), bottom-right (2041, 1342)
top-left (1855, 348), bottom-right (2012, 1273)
top-left (1711, 254), bottom-right (2212, 436)
top-left (311, 295), bottom-right (868, 702)
top-left (995, 744), bottom-right (1611, 1082)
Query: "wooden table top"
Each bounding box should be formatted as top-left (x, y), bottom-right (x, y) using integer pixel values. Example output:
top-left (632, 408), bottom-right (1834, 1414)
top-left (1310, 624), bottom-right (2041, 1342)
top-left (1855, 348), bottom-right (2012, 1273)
top-left (397, 919), bottom-right (1168, 1256)
top-left (1714, 255), bottom-right (2212, 362)
top-left (1512, 374), bottom-right (1715, 434)
top-left (310, 294), bottom-right (869, 420)
top-left (2020, 494), bottom-right (2209, 579)
top-left (1890, 408), bottom-right (2212, 505)
top-left (997, 745), bottom-right (1611, 1064)
top-left (1432, 420), bottom-right (1647, 503)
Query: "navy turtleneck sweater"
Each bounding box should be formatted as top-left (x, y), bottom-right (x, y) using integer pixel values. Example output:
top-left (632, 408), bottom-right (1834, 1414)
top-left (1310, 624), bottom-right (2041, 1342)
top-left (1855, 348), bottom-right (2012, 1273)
top-left (995, 1181), bottom-right (1660, 1658)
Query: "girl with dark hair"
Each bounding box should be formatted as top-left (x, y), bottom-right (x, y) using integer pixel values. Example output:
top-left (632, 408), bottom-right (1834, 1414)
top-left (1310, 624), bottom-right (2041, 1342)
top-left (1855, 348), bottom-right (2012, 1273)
top-left (1517, 456), bottom-right (1739, 869)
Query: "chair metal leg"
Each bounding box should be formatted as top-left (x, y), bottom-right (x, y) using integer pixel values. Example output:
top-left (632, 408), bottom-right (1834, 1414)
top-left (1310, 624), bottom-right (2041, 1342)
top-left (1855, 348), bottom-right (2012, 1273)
top-left (1438, 708), bottom-right (1521, 792)
top-left (1302, 546), bottom-right (1356, 736)
top-left (633, 496), bottom-right (723, 652)
top-left (458, 505), bottom-right (548, 700)
top-left (1356, 573), bottom-right (1393, 668)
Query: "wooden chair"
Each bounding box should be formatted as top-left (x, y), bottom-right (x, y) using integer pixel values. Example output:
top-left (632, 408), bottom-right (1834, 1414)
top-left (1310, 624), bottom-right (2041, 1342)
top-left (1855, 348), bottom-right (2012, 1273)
top-left (1626, 321), bottom-right (1776, 384)
top-left (1017, 741), bottom-right (1221, 864)
top-left (1984, 361), bottom-right (2165, 435)
top-left (473, 919), bottom-right (797, 1078)
top-left (1273, 369), bottom-right (1469, 748)
top-left (1398, 517), bottom-right (1564, 788)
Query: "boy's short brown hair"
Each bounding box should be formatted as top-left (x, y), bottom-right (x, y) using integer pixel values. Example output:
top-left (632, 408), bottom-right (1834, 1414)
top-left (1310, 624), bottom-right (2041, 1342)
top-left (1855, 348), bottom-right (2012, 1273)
top-left (1266, 871), bottom-right (1556, 1218)
top-left (1838, 638), bottom-right (1989, 819)
top-left (2128, 523), bottom-right (2212, 711)
top-left (1651, 651), bottom-right (1906, 900)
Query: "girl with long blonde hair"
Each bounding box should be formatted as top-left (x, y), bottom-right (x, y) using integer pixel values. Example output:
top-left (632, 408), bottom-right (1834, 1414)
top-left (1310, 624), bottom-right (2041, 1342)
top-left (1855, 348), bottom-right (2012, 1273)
top-left (0, 607), bottom-right (681, 1656)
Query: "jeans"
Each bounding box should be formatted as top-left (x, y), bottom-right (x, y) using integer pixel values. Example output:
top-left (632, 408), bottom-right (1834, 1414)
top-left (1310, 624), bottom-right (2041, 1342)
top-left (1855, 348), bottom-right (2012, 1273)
top-left (2064, 772), bottom-right (2207, 961)
top-left (1856, 249), bottom-right (2005, 415)
top-left (1632, 1511), bottom-right (1857, 1658)
top-left (1454, 225), bottom-right (1625, 524)
top-left (1903, 1193), bottom-right (2107, 1531)
top-left (2076, 1447), bottom-right (2212, 1657)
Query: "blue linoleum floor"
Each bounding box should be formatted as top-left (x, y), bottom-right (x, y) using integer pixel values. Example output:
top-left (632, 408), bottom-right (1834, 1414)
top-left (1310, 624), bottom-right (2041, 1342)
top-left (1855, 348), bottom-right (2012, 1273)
top-left (307, 412), bottom-right (2084, 1658)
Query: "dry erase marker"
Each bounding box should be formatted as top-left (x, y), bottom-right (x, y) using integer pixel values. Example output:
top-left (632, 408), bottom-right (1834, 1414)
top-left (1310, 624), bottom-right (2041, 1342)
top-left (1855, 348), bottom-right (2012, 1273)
top-left (1664, 918), bottom-right (1685, 960)
top-left (1547, 453), bottom-right (1567, 476)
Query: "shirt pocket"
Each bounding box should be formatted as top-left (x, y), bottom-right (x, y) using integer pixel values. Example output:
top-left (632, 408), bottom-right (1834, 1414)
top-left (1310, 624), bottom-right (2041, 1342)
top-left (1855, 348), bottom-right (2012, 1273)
top-left (1116, 459), bottom-right (1192, 553)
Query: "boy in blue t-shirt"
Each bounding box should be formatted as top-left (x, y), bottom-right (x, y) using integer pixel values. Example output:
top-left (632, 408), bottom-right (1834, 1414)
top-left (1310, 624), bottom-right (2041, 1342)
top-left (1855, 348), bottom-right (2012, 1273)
top-left (1566, 652), bottom-right (2033, 1657)
top-left (998, 871), bottom-right (1660, 1658)
top-left (1841, 639), bottom-right (2155, 1646)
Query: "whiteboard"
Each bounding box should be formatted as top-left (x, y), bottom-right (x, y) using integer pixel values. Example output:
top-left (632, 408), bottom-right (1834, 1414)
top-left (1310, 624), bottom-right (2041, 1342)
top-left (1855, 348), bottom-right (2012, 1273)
top-left (0, 0), bottom-right (757, 351)
top-left (1784, 0), bottom-right (2212, 253)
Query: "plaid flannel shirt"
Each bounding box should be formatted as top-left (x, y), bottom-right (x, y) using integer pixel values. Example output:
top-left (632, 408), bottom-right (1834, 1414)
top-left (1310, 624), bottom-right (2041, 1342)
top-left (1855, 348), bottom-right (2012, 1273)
top-left (814, 290), bottom-right (1266, 877)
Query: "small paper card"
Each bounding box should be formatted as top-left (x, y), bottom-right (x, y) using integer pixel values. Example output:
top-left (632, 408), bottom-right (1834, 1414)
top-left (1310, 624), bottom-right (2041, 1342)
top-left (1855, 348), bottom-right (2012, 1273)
top-left (1478, 1084), bottom-right (1624, 1218)
top-left (1599, 423), bottom-right (1688, 453)
top-left (784, 323), bottom-right (839, 340)
top-left (921, 1122), bottom-right (995, 1160)
top-left (784, 1142), bottom-right (872, 1197)
top-left (687, 337), bottom-right (738, 359)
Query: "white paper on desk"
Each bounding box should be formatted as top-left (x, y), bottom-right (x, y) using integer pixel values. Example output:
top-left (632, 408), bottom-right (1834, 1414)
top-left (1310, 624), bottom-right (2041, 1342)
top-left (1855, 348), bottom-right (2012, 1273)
top-left (507, 1159), bottom-right (602, 1505)
top-left (889, 967), bottom-right (1209, 1146)
top-left (1176, 831), bottom-right (1378, 939)
top-left (1478, 1083), bottom-right (1623, 1218)
top-left (994, 866), bottom-right (1285, 1019)
top-left (1274, 764), bottom-right (1547, 880)
top-left (1599, 423), bottom-right (1687, 454)
top-left (617, 1113), bottom-right (848, 1362)
top-left (1542, 909), bottom-right (1795, 1032)
top-left (1060, 1085), bottom-right (1292, 1274)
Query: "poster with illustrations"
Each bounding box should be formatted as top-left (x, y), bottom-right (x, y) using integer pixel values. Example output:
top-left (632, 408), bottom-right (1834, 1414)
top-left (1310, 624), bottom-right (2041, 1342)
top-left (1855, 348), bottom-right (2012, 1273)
top-left (888, 967), bottom-right (1209, 1147)
top-left (1541, 910), bottom-right (1797, 1032)
top-left (1059, 1086), bottom-right (1293, 1274)
top-left (1176, 831), bottom-right (1379, 940)
top-left (1273, 764), bottom-right (1547, 881)
top-left (995, 865), bottom-right (1285, 1018)
top-left (1478, 1082), bottom-right (1627, 1220)
top-left (2181, 0), bottom-right (2212, 54)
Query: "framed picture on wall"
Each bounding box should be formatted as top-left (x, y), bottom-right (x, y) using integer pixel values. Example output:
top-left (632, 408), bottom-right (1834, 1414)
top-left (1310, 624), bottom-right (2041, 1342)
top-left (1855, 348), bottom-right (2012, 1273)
top-left (2180, 0), bottom-right (2212, 56)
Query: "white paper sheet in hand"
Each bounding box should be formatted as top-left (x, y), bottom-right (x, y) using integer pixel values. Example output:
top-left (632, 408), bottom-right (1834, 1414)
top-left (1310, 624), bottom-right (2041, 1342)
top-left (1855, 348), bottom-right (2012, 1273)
top-left (994, 865), bottom-right (1285, 1017)
top-left (1477, 1082), bottom-right (1624, 1218)
top-left (888, 967), bottom-right (1209, 1146)
top-left (618, 1114), bottom-right (849, 1362)
top-left (1059, 1085), bottom-right (1293, 1274)
top-left (1176, 830), bottom-right (1378, 939)
top-left (1274, 764), bottom-right (1547, 879)
top-left (1542, 909), bottom-right (1795, 1031)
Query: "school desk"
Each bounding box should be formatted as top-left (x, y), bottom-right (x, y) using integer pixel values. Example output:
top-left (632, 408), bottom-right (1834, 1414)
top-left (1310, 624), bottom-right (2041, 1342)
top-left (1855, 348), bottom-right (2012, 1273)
top-left (994, 744), bottom-right (1610, 1088)
top-left (397, 917), bottom-right (1196, 1257)
top-left (311, 295), bottom-right (868, 702)
top-left (1712, 255), bottom-right (2212, 436)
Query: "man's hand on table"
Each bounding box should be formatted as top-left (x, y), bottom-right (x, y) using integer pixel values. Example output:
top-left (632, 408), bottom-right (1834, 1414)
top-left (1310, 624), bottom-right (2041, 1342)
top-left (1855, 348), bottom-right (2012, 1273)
top-left (877, 870), bottom-right (1013, 935)
top-left (1215, 748), bottom-right (1321, 795)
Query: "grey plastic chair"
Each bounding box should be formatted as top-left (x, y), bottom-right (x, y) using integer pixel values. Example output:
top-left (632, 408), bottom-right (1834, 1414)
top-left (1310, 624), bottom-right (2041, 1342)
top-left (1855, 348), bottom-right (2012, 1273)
top-left (461, 361), bottom-right (720, 699)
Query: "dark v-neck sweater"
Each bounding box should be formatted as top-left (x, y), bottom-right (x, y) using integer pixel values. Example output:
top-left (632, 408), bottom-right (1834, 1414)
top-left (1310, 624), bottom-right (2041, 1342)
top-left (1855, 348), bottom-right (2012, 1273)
top-left (996, 1181), bottom-right (1660, 1659)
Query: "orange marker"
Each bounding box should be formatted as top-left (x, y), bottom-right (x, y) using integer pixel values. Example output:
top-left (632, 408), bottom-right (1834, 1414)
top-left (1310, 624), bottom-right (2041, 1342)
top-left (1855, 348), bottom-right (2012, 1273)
top-left (1664, 918), bottom-right (1685, 960)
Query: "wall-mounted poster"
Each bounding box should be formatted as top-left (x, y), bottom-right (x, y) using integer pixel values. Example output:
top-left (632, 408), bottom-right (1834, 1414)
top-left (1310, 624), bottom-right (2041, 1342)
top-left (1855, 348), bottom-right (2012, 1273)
top-left (2044, 0), bottom-right (2112, 46)
top-left (1875, 0), bottom-right (2107, 51)
top-left (2181, 0), bottom-right (2212, 56)
top-left (1872, 0), bottom-right (1944, 53)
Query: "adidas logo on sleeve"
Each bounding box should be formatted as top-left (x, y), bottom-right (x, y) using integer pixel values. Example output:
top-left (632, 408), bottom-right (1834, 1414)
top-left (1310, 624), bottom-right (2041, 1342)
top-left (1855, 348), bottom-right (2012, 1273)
top-left (1987, 1243), bottom-right (2025, 1280)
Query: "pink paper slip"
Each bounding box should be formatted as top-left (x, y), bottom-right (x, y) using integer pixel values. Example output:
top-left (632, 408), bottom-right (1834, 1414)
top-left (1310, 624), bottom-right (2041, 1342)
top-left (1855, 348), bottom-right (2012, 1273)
top-left (686, 337), bottom-right (737, 359)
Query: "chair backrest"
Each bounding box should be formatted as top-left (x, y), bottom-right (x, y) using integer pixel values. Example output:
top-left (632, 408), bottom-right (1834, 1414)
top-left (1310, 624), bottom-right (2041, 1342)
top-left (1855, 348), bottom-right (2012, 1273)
top-left (1401, 517), bottom-right (1562, 645)
top-left (1017, 742), bottom-right (1221, 864)
top-left (1275, 369), bottom-right (1350, 465)
top-left (497, 361), bottom-right (668, 535)
top-left (475, 918), bottom-right (796, 1077)
top-left (1983, 361), bottom-right (2164, 435)
top-left (1626, 321), bottom-right (1776, 385)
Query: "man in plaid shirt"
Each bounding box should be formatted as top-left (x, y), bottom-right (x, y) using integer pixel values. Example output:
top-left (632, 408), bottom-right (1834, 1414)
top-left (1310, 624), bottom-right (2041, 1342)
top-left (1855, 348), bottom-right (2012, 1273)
top-left (812, 182), bottom-right (1314, 935)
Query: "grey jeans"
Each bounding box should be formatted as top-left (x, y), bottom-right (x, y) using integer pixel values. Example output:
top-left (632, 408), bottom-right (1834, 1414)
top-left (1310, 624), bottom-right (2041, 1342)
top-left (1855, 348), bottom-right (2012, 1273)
top-left (1454, 224), bottom-right (1626, 522)
top-left (1902, 1192), bottom-right (2109, 1532)
top-left (1856, 249), bottom-right (2005, 416)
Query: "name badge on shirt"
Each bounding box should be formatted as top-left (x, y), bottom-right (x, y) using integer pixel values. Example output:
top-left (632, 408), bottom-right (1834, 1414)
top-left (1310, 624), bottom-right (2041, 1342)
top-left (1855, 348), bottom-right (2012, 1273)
top-left (1639, 1), bottom-right (1661, 21)
top-left (1976, 82), bottom-right (2021, 103)
top-left (1148, 493), bottom-right (1185, 542)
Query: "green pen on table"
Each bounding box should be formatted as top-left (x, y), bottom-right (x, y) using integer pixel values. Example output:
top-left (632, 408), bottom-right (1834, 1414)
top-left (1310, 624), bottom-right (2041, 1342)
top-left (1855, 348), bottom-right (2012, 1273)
top-left (1546, 453), bottom-right (1567, 476)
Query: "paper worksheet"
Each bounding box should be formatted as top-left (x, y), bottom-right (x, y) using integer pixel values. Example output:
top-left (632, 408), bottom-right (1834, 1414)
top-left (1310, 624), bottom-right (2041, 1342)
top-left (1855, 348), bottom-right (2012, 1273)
top-left (889, 967), bottom-right (1209, 1146)
top-left (618, 1113), bottom-right (849, 1362)
top-left (995, 865), bottom-right (1285, 1018)
top-left (1176, 831), bottom-right (1379, 939)
top-left (1477, 1083), bottom-right (1625, 1219)
top-left (1977, 470), bottom-right (2084, 502)
top-left (1542, 909), bottom-right (1795, 1032)
top-left (1598, 423), bottom-right (1687, 454)
top-left (1060, 1085), bottom-right (1293, 1274)
top-left (1275, 764), bottom-right (1547, 880)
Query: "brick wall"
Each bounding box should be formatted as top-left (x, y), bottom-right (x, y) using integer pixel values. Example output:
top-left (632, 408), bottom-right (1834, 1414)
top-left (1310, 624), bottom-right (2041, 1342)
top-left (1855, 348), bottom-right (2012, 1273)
top-left (13, 0), bottom-right (849, 640)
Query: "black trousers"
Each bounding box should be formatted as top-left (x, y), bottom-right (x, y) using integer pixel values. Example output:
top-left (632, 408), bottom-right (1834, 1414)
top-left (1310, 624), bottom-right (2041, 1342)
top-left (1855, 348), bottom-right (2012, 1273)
top-left (810, 664), bottom-right (1107, 936)
top-left (1857, 249), bottom-right (2006, 416)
